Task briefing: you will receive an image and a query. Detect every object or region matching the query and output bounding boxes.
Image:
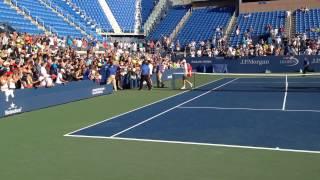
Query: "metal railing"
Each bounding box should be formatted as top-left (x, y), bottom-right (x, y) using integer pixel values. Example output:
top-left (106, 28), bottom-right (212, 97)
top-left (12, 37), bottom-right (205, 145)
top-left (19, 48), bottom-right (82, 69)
top-left (9, 0), bottom-right (104, 38)
top-left (67, 0), bottom-right (102, 32)
top-left (169, 8), bottom-right (191, 41)
top-left (39, 0), bottom-right (90, 35)
top-left (225, 11), bottom-right (237, 39)
top-left (143, 0), bottom-right (169, 36)
top-left (285, 11), bottom-right (292, 39)
top-left (10, 0), bottom-right (57, 35)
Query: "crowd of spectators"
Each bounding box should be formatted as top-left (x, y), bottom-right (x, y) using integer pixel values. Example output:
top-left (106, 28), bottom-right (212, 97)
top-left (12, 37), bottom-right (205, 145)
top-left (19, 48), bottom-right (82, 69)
top-left (152, 26), bottom-right (320, 58)
top-left (1, 16), bottom-right (320, 92)
top-left (148, 6), bottom-right (320, 58)
top-left (0, 32), bottom-right (182, 92)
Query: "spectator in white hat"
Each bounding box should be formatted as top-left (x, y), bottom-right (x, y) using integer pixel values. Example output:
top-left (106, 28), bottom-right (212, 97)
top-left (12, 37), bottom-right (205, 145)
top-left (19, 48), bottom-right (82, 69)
top-left (56, 68), bottom-right (67, 85)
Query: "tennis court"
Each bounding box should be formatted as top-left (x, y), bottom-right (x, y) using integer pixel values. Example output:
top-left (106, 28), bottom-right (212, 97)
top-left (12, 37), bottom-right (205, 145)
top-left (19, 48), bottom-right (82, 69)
top-left (66, 74), bottom-right (320, 153)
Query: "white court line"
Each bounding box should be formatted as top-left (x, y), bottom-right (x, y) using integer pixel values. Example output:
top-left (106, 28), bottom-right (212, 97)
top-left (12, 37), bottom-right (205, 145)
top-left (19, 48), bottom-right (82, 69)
top-left (231, 82), bottom-right (320, 84)
top-left (110, 78), bottom-right (238, 137)
top-left (64, 78), bottom-right (224, 136)
top-left (282, 74), bottom-right (288, 111)
top-left (64, 134), bottom-right (320, 154)
top-left (286, 109), bottom-right (320, 113)
top-left (288, 82), bottom-right (320, 84)
top-left (231, 82), bottom-right (284, 84)
top-left (178, 106), bottom-right (281, 111)
top-left (177, 106), bottom-right (320, 113)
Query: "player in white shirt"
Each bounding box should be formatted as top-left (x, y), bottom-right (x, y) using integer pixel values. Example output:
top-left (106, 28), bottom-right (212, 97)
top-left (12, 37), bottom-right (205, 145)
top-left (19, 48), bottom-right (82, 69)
top-left (181, 59), bottom-right (193, 90)
top-left (148, 60), bottom-right (153, 84)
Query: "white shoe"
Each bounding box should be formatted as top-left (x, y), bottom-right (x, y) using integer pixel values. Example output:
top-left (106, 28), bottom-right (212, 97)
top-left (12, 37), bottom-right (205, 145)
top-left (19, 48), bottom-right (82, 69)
top-left (180, 86), bottom-right (186, 90)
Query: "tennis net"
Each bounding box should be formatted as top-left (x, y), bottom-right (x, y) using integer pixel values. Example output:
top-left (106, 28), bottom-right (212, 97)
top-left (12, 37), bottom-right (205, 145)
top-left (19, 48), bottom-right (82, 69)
top-left (171, 72), bottom-right (320, 92)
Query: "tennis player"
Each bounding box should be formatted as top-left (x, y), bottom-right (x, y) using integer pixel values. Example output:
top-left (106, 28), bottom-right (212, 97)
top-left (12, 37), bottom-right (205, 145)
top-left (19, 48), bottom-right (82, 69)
top-left (181, 59), bottom-right (193, 90)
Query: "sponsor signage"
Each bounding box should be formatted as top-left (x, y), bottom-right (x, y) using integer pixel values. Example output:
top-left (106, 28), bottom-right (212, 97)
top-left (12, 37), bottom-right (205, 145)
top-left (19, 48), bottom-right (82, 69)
top-left (0, 69), bottom-right (183, 118)
top-left (92, 87), bottom-right (106, 95)
top-left (240, 59), bottom-right (270, 66)
top-left (187, 55), bottom-right (320, 73)
top-left (279, 56), bottom-right (300, 67)
top-left (2, 89), bottom-right (22, 116)
top-left (0, 81), bottom-right (113, 118)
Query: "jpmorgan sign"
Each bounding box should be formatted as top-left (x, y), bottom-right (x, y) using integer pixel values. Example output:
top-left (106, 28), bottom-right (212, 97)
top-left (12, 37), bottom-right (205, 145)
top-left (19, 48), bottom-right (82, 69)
top-left (311, 57), bottom-right (320, 64)
top-left (240, 59), bottom-right (270, 66)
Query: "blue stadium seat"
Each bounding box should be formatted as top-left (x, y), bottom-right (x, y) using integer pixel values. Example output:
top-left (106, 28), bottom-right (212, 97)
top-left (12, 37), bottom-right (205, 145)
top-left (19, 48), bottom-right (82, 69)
top-left (230, 11), bottom-right (286, 46)
top-left (141, 0), bottom-right (158, 25)
top-left (16, 0), bottom-right (83, 37)
top-left (72, 0), bottom-right (113, 32)
top-left (50, 0), bottom-right (100, 38)
top-left (176, 7), bottom-right (234, 46)
top-left (148, 6), bottom-right (189, 40)
top-left (0, 1), bottom-right (43, 34)
top-left (105, 0), bottom-right (135, 33)
top-left (295, 9), bottom-right (320, 39)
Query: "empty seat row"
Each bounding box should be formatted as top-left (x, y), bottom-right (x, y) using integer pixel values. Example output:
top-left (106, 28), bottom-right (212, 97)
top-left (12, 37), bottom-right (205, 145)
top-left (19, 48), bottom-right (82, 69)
top-left (105, 0), bottom-right (135, 32)
top-left (148, 6), bottom-right (189, 40)
top-left (16, 0), bottom-right (84, 37)
top-left (176, 7), bottom-right (234, 46)
top-left (72, 0), bottom-right (113, 32)
top-left (0, 0), bottom-right (43, 35)
top-left (296, 9), bottom-right (320, 39)
top-left (229, 11), bottom-right (286, 46)
top-left (141, 0), bottom-right (158, 25)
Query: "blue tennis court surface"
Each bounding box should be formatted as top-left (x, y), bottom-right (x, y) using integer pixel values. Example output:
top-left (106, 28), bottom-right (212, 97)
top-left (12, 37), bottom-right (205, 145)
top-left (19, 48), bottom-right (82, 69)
top-left (66, 77), bottom-right (320, 153)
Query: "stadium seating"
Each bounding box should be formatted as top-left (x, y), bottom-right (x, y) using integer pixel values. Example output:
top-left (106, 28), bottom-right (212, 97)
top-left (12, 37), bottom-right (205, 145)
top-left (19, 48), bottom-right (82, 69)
top-left (141, 0), bottom-right (158, 25)
top-left (72, 0), bottom-right (113, 32)
top-left (0, 1), bottom-right (43, 34)
top-left (15, 0), bottom-right (83, 37)
top-left (50, 0), bottom-right (99, 37)
top-left (2, 0), bottom-right (320, 43)
top-left (176, 7), bottom-right (234, 46)
top-left (295, 9), bottom-right (320, 39)
top-left (230, 11), bottom-right (286, 46)
top-left (148, 6), bottom-right (189, 40)
top-left (105, 0), bottom-right (136, 32)
top-left (50, 0), bottom-right (88, 27)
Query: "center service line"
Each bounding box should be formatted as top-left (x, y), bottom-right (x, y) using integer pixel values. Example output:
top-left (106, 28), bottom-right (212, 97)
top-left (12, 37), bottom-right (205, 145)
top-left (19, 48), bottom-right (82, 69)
top-left (282, 74), bottom-right (288, 111)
